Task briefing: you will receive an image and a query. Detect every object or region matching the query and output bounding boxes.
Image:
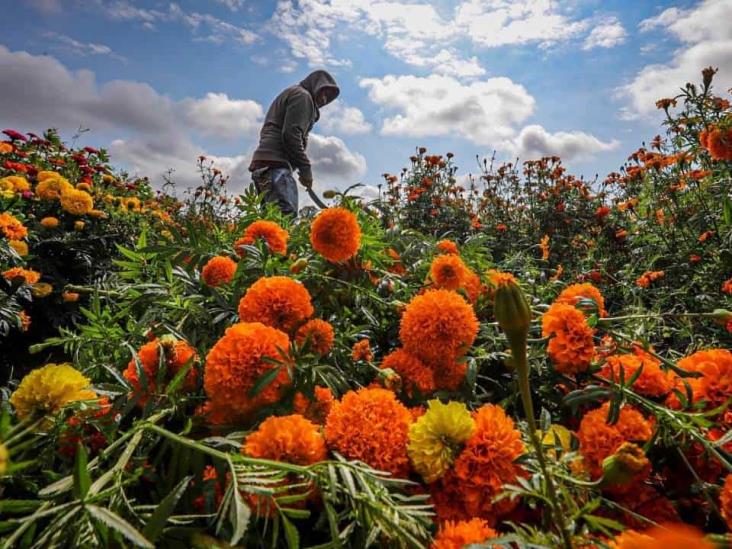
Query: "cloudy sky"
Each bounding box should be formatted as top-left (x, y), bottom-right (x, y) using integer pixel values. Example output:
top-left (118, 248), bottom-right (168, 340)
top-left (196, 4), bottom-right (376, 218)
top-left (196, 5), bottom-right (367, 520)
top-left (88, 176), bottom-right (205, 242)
top-left (1, 0), bottom-right (730, 198)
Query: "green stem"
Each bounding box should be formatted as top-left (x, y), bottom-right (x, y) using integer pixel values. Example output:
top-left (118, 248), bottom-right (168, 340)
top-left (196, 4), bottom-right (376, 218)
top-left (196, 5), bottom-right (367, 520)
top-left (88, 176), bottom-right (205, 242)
top-left (513, 340), bottom-right (574, 549)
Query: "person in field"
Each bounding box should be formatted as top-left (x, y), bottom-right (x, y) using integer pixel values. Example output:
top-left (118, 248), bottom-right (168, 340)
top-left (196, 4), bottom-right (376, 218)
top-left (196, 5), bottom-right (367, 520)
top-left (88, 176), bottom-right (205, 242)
top-left (248, 70), bottom-right (340, 216)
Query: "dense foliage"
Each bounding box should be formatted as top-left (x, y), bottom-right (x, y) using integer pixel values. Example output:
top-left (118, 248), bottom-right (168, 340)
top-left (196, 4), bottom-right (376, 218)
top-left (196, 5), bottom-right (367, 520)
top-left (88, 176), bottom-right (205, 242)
top-left (0, 68), bottom-right (731, 548)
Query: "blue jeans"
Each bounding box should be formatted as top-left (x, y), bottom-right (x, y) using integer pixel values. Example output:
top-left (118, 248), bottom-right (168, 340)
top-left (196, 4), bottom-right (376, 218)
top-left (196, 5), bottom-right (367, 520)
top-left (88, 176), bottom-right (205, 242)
top-left (251, 167), bottom-right (298, 216)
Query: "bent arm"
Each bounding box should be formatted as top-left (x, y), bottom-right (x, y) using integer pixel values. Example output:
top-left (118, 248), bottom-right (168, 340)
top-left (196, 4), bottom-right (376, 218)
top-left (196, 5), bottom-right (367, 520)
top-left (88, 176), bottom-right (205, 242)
top-left (282, 92), bottom-right (314, 181)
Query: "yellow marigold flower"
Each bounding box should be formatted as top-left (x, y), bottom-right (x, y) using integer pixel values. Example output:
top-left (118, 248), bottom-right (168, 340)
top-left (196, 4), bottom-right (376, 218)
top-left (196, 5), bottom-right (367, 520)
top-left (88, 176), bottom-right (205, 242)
top-left (8, 240), bottom-right (28, 256)
top-left (101, 174), bottom-right (115, 184)
top-left (60, 188), bottom-right (94, 216)
top-left (36, 176), bottom-right (73, 200)
top-left (121, 197), bottom-right (141, 212)
top-left (9, 363), bottom-right (97, 421)
top-left (0, 175), bottom-right (30, 192)
top-left (0, 142), bottom-right (13, 154)
top-left (0, 190), bottom-right (13, 199)
top-left (0, 442), bottom-right (8, 474)
top-left (88, 209), bottom-right (107, 219)
top-left (74, 221), bottom-right (85, 231)
top-left (37, 171), bottom-right (62, 182)
top-left (40, 216), bottom-right (59, 228)
top-left (31, 282), bottom-right (53, 298)
top-left (408, 399), bottom-right (475, 483)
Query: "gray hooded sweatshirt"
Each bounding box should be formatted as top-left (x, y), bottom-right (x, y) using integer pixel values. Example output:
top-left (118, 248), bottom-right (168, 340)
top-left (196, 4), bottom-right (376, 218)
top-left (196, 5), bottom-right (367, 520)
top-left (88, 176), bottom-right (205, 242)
top-left (249, 70), bottom-right (340, 181)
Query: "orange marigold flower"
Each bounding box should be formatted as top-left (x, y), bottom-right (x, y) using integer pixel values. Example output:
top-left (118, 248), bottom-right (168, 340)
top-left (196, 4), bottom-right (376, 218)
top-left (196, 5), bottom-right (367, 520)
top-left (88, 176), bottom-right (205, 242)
top-left (310, 207), bottom-right (361, 262)
top-left (700, 125), bottom-right (732, 161)
top-left (433, 359), bottom-right (468, 392)
top-left (351, 339), bottom-right (373, 362)
top-left (2, 267), bottom-right (41, 285)
top-left (432, 404), bottom-right (525, 524)
top-left (62, 291), bottom-right (80, 303)
top-left (295, 318), bottom-right (335, 355)
top-left (324, 387), bottom-right (412, 477)
top-left (635, 271), bottom-right (664, 288)
top-left (720, 473), bottom-right (732, 530)
top-left (599, 351), bottom-right (671, 397)
top-left (204, 322), bottom-right (291, 421)
top-left (431, 518), bottom-right (497, 549)
top-left (698, 230), bottom-right (715, 243)
top-left (539, 234), bottom-right (550, 260)
top-left (201, 256), bottom-right (237, 287)
top-left (400, 289), bottom-right (478, 364)
top-left (555, 283), bottom-right (608, 317)
top-left (722, 279), bottom-right (732, 295)
top-left (381, 348), bottom-right (436, 397)
top-left (610, 523), bottom-right (713, 549)
top-left (577, 402), bottom-right (653, 485)
top-left (541, 303), bottom-right (595, 375)
top-left (40, 216), bottom-right (59, 229)
top-left (123, 338), bottom-right (198, 406)
top-left (436, 239), bottom-right (459, 255)
top-left (486, 269), bottom-right (517, 290)
top-left (235, 220), bottom-right (288, 256)
top-left (430, 254), bottom-right (468, 291)
top-left (668, 349), bottom-right (732, 413)
top-left (292, 386), bottom-right (335, 424)
top-left (461, 270), bottom-right (485, 305)
top-left (242, 414), bottom-right (327, 516)
top-left (0, 212), bottom-right (28, 240)
top-left (243, 414), bottom-right (327, 464)
top-left (18, 310), bottom-right (31, 332)
top-left (238, 276), bottom-right (313, 332)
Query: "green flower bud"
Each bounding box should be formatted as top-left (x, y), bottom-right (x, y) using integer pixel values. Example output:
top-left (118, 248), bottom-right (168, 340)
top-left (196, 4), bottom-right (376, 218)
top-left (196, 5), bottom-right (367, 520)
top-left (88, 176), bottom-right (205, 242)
top-left (494, 280), bottom-right (532, 346)
top-left (322, 190), bottom-right (337, 199)
top-left (711, 308), bottom-right (732, 325)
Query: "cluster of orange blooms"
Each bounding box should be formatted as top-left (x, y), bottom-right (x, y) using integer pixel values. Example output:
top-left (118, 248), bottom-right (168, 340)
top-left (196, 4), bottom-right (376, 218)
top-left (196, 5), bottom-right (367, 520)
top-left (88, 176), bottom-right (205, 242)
top-left (636, 270), bottom-right (665, 288)
top-left (700, 122), bottom-right (732, 161)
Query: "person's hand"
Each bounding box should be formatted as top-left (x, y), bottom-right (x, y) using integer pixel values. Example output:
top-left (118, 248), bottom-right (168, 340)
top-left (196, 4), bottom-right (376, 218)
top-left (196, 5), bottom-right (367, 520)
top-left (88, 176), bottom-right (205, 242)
top-left (299, 173), bottom-right (313, 189)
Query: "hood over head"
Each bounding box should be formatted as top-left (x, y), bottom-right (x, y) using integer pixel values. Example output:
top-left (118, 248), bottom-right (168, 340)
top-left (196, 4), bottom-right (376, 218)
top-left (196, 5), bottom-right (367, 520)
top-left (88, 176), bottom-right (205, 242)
top-left (300, 70), bottom-right (340, 113)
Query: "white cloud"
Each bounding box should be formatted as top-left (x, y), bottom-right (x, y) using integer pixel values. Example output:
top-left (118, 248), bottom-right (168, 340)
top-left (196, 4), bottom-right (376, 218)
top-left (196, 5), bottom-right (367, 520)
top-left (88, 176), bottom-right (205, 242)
top-left (43, 32), bottom-right (127, 62)
top-left (510, 124), bottom-right (620, 161)
top-left (214, 0), bottom-right (246, 11)
top-left (583, 16), bottom-right (627, 50)
top-left (621, 0), bottom-right (732, 116)
top-left (318, 100), bottom-right (372, 135)
top-left (307, 133), bottom-right (367, 181)
top-left (180, 93), bottom-right (263, 139)
top-left (88, 1), bottom-right (258, 44)
top-left (360, 73), bottom-right (535, 145)
top-left (268, 0), bottom-right (611, 79)
top-left (453, 0), bottom-right (589, 49)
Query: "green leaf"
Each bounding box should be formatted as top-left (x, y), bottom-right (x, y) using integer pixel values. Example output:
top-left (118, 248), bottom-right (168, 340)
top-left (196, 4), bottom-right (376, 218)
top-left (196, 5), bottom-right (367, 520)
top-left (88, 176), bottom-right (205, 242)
top-left (228, 485), bottom-right (251, 545)
top-left (142, 476), bottom-right (192, 542)
top-left (248, 366), bottom-right (282, 398)
top-left (281, 515), bottom-right (300, 549)
top-left (724, 197), bottom-right (732, 226)
top-left (73, 443), bottom-right (91, 501)
top-left (86, 505), bottom-right (154, 548)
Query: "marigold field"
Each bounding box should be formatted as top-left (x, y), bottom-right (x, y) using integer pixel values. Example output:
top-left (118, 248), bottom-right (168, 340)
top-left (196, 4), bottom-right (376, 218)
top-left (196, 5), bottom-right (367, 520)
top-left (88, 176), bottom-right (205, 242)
top-left (1, 69), bottom-right (732, 548)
